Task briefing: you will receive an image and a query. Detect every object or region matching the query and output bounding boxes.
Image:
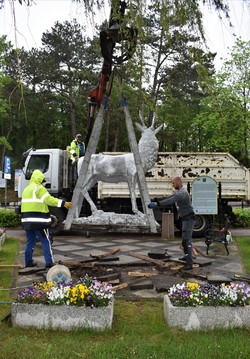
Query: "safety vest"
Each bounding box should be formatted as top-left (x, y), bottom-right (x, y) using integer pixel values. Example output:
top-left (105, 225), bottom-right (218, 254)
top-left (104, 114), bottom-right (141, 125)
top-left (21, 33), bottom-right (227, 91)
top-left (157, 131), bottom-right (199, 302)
top-left (21, 170), bottom-right (63, 230)
top-left (69, 139), bottom-right (85, 162)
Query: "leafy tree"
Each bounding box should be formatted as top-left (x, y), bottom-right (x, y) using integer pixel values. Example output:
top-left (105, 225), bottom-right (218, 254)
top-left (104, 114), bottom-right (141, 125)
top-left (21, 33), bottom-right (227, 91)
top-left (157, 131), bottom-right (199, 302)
top-left (191, 39), bottom-right (250, 166)
top-left (192, 39), bottom-right (250, 165)
top-left (38, 19), bottom-right (95, 137)
top-left (122, 1), bottom-right (216, 151)
top-left (222, 39), bottom-right (250, 162)
top-left (1, 1), bottom-right (250, 163)
top-left (193, 77), bottom-right (246, 154)
top-left (3, 20), bottom-right (103, 154)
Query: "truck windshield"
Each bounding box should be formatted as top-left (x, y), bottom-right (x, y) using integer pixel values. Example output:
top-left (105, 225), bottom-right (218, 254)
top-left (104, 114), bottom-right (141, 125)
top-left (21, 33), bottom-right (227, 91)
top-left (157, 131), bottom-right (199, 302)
top-left (25, 155), bottom-right (50, 179)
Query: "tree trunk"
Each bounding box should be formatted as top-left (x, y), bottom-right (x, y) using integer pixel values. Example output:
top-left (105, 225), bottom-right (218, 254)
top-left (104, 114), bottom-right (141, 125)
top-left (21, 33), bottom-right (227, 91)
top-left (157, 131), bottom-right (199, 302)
top-left (69, 86), bottom-right (77, 136)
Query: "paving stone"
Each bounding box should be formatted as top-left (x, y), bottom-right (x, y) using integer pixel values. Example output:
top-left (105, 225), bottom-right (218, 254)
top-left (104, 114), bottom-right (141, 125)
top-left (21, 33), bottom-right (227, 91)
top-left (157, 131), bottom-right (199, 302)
top-left (129, 278), bottom-right (154, 290)
top-left (154, 274), bottom-right (184, 292)
top-left (193, 258), bottom-right (213, 267)
top-left (96, 272), bottom-right (121, 281)
top-left (206, 274), bottom-right (231, 284)
top-left (19, 267), bottom-right (45, 275)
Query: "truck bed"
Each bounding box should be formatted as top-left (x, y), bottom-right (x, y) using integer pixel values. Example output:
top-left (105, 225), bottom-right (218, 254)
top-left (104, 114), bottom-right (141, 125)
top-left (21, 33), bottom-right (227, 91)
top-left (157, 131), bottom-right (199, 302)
top-left (97, 152), bottom-right (250, 201)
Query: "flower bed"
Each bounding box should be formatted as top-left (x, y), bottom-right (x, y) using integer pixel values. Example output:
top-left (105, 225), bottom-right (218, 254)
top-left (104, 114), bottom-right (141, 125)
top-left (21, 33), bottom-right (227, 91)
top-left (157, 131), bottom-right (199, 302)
top-left (12, 275), bottom-right (114, 331)
top-left (164, 282), bottom-right (250, 331)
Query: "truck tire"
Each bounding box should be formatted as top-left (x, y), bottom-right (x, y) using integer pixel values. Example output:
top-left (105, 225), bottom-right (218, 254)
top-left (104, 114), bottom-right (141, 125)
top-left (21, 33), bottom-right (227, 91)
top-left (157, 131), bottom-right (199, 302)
top-left (193, 215), bottom-right (212, 238)
top-left (49, 207), bottom-right (66, 235)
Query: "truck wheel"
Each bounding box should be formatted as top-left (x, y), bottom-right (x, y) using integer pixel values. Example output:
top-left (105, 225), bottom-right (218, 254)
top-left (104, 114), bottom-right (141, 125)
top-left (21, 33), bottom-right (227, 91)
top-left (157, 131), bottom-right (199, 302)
top-left (49, 208), bottom-right (66, 235)
top-left (193, 215), bottom-right (212, 238)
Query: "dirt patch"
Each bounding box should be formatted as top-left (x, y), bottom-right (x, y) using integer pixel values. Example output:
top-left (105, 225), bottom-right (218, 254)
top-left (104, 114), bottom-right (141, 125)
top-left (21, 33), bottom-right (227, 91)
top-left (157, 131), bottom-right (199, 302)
top-left (65, 260), bottom-right (206, 300)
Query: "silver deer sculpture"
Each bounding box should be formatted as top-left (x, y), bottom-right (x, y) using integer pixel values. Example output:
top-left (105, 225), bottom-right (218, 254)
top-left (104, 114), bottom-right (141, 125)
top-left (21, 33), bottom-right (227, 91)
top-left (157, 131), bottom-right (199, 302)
top-left (78, 112), bottom-right (162, 215)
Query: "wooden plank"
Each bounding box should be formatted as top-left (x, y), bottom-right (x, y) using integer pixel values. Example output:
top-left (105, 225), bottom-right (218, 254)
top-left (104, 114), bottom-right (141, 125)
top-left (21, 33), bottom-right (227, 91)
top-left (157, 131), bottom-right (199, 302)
top-left (128, 252), bottom-right (166, 268)
top-left (193, 245), bottom-right (208, 257)
top-left (128, 271), bottom-right (158, 277)
top-left (171, 265), bottom-right (184, 270)
top-left (148, 249), bottom-right (170, 259)
top-left (57, 260), bottom-right (98, 269)
top-left (90, 247), bottom-right (120, 260)
top-left (112, 283), bottom-right (128, 291)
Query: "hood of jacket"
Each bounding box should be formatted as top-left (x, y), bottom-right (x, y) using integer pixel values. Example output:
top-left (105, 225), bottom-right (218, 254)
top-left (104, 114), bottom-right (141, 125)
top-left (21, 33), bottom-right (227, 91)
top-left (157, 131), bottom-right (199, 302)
top-left (30, 169), bottom-right (45, 185)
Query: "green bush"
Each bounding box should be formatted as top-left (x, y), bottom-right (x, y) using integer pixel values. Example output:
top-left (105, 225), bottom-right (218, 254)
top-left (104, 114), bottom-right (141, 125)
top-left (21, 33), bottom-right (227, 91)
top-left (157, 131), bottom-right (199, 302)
top-left (0, 209), bottom-right (21, 228)
top-left (233, 208), bottom-right (250, 227)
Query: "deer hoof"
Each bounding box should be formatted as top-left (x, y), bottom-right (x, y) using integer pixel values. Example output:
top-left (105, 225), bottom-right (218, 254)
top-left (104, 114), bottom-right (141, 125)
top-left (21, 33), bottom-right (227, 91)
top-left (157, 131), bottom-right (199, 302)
top-left (134, 210), bottom-right (145, 218)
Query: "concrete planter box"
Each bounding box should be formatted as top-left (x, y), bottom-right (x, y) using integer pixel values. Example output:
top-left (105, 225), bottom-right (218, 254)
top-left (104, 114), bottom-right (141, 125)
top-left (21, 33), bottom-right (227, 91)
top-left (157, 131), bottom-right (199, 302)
top-left (12, 301), bottom-right (114, 331)
top-left (164, 295), bottom-right (250, 331)
top-left (0, 231), bottom-right (6, 249)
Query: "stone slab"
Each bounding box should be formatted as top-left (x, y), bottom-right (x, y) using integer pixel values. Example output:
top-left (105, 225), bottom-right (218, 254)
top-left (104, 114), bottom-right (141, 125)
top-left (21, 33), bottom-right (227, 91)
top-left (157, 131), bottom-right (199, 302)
top-left (206, 274), bottom-right (231, 284)
top-left (129, 278), bottom-right (154, 290)
top-left (193, 258), bottom-right (213, 267)
top-left (96, 272), bottom-right (121, 281)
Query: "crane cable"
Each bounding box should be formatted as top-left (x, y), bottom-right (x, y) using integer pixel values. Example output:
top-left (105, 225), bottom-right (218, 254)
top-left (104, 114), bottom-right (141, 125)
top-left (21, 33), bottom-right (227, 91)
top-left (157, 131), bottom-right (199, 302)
top-left (10, 0), bottom-right (28, 124)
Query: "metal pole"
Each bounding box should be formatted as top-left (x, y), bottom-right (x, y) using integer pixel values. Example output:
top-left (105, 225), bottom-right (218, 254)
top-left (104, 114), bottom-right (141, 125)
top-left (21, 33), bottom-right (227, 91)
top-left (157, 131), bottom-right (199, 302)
top-left (122, 97), bottom-right (157, 233)
top-left (64, 98), bottom-right (108, 230)
top-left (4, 180), bottom-right (7, 209)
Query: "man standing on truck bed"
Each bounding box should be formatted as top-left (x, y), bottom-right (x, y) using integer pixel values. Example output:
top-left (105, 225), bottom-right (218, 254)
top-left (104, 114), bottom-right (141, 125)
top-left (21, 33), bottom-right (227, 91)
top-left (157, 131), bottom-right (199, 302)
top-left (148, 176), bottom-right (195, 270)
top-left (21, 169), bottom-right (72, 268)
top-left (68, 133), bottom-right (85, 183)
top-left (69, 133), bottom-right (85, 163)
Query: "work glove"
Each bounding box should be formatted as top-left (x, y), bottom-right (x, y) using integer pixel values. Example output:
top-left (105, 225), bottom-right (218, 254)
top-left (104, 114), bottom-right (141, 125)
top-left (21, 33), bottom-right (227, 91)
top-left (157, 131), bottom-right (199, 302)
top-left (148, 202), bottom-right (157, 209)
top-left (64, 202), bottom-right (72, 209)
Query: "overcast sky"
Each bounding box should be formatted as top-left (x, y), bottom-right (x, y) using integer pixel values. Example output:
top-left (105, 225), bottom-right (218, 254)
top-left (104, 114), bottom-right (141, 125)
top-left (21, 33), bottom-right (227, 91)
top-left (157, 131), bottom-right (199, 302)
top-left (0, 0), bottom-right (249, 71)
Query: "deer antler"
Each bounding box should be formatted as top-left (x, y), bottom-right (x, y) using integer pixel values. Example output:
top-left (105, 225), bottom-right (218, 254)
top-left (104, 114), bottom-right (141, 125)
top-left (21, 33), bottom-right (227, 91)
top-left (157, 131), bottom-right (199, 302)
top-left (139, 110), bottom-right (146, 128)
top-left (151, 113), bottom-right (156, 129)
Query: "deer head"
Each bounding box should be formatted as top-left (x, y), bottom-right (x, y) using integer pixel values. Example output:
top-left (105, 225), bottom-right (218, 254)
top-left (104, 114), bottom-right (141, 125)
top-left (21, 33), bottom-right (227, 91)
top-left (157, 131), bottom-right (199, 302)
top-left (135, 110), bottom-right (163, 171)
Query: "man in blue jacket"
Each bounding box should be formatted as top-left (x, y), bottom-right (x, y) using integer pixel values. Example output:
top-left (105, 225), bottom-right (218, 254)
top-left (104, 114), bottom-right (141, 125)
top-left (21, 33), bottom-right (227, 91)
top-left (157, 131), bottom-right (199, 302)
top-left (21, 169), bottom-right (72, 268)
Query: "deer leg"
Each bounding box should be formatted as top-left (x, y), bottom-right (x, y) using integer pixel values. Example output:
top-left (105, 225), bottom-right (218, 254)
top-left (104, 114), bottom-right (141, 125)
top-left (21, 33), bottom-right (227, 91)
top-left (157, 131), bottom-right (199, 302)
top-left (82, 190), bottom-right (98, 213)
top-left (128, 175), bottom-right (143, 216)
top-left (81, 180), bottom-right (98, 213)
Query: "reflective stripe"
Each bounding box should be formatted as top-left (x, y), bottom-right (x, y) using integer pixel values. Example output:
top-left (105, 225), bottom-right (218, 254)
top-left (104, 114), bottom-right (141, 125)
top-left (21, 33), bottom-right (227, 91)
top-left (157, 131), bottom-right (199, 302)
top-left (40, 192), bottom-right (49, 202)
top-left (22, 186), bottom-right (46, 203)
top-left (22, 198), bottom-right (62, 207)
top-left (22, 198), bottom-right (44, 203)
top-left (21, 218), bottom-right (51, 223)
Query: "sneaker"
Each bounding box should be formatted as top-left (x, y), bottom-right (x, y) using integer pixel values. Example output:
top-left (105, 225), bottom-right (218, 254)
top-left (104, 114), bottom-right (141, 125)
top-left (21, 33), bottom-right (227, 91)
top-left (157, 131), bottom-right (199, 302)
top-left (182, 264), bottom-right (193, 270)
top-left (25, 261), bottom-right (37, 268)
top-left (46, 262), bottom-right (55, 268)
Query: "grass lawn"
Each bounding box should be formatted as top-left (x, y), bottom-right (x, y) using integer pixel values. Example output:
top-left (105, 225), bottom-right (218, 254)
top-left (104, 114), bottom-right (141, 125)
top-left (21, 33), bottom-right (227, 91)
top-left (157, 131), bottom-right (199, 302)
top-left (0, 236), bottom-right (250, 359)
top-left (235, 237), bottom-right (250, 273)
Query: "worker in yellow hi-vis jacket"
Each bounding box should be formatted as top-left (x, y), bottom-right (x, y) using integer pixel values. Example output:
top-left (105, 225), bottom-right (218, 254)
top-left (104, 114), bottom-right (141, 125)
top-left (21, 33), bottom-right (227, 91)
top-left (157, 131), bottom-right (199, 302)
top-left (21, 169), bottom-right (72, 268)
